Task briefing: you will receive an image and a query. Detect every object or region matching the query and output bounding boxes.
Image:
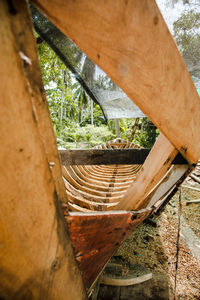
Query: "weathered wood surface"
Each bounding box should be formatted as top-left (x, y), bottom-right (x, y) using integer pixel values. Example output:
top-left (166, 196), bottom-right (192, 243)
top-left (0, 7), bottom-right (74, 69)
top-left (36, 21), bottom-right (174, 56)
top-left (147, 164), bottom-right (189, 207)
top-left (117, 134), bottom-right (178, 210)
top-left (65, 165), bottom-right (131, 191)
top-left (189, 173), bottom-right (200, 184)
top-left (0, 1), bottom-right (86, 299)
top-left (101, 273), bottom-right (152, 286)
top-left (32, 0), bottom-right (200, 164)
top-left (66, 210), bottom-right (150, 290)
top-left (182, 185), bottom-right (200, 192)
top-left (61, 138), bottom-right (189, 213)
top-left (59, 149), bottom-right (187, 165)
top-left (186, 199), bottom-right (200, 204)
top-left (13, 2), bottom-right (67, 204)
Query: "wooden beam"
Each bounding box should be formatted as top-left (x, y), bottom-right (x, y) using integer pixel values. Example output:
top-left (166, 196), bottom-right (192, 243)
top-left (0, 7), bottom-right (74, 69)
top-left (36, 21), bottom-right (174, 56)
top-left (64, 166), bottom-right (131, 192)
top-left (146, 164), bottom-right (189, 207)
top-left (32, 0), bottom-right (200, 164)
top-left (59, 149), bottom-right (187, 165)
top-left (117, 134), bottom-right (178, 210)
top-left (0, 1), bottom-right (86, 299)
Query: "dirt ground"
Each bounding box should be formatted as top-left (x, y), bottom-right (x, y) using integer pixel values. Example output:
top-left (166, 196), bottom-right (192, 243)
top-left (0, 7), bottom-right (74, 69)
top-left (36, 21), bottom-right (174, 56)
top-left (114, 184), bottom-right (200, 299)
top-left (97, 180), bottom-right (200, 300)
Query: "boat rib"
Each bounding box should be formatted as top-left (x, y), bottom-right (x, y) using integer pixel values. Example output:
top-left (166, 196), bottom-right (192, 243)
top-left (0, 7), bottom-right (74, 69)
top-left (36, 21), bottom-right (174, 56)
top-left (62, 139), bottom-right (142, 212)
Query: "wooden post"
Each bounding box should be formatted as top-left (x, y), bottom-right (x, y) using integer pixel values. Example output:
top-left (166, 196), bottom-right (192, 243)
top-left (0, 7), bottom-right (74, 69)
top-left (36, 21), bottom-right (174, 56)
top-left (117, 134), bottom-right (178, 210)
top-left (91, 99), bottom-right (94, 125)
top-left (128, 118), bottom-right (139, 143)
top-left (0, 1), bottom-right (86, 299)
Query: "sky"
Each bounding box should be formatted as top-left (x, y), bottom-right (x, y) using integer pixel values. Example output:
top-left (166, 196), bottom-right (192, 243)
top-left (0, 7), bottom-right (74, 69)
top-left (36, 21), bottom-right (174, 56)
top-left (156, 0), bottom-right (200, 33)
top-left (156, 0), bottom-right (200, 93)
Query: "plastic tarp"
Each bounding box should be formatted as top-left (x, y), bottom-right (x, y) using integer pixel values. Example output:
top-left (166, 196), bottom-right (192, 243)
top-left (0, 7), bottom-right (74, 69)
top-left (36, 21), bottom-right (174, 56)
top-left (30, 4), bottom-right (199, 120)
top-left (30, 4), bottom-right (145, 120)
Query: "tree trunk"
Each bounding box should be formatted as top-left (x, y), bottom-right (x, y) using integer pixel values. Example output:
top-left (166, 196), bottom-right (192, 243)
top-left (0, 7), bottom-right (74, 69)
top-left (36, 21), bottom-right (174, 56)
top-left (129, 118), bottom-right (139, 143)
top-left (115, 119), bottom-right (120, 138)
top-left (91, 99), bottom-right (93, 125)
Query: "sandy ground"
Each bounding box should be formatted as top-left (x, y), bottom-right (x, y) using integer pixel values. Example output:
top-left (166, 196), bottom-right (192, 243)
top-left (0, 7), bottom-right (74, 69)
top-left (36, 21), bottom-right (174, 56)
top-left (114, 184), bottom-right (200, 299)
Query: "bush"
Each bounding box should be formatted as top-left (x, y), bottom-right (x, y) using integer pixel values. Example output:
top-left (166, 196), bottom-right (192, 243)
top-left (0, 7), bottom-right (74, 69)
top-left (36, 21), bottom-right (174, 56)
top-left (57, 125), bottom-right (115, 148)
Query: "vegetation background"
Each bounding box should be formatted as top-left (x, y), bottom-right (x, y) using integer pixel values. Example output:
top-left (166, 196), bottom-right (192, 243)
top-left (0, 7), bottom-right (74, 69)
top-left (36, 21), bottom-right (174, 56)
top-left (36, 0), bottom-right (200, 149)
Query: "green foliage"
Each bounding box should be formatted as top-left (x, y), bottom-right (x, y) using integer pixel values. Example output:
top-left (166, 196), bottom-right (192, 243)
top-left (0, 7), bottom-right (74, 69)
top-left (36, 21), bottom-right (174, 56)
top-left (134, 118), bottom-right (158, 148)
top-left (36, 36), bottom-right (158, 150)
top-left (37, 39), bottom-right (106, 145)
top-left (173, 10), bottom-right (200, 68)
top-left (37, 40), bottom-right (81, 134)
top-left (108, 119), bottom-right (139, 140)
top-left (80, 104), bottom-right (106, 126)
top-left (58, 125), bottom-right (115, 148)
top-left (119, 119), bottom-right (136, 140)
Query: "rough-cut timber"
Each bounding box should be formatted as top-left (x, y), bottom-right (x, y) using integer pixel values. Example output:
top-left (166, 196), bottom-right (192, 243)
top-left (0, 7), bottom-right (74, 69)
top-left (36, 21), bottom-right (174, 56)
top-left (1, 0), bottom-right (200, 297)
top-left (66, 210), bottom-right (151, 290)
top-left (0, 1), bottom-right (86, 299)
top-left (59, 149), bottom-right (187, 165)
top-left (61, 138), bottom-right (191, 291)
top-left (147, 164), bottom-right (189, 208)
top-left (117, 134), bottom-right (179, 210)
top-left (32, 0), bottom-right (200, 164)
top-left (61, 139), bottom-right (190, 216)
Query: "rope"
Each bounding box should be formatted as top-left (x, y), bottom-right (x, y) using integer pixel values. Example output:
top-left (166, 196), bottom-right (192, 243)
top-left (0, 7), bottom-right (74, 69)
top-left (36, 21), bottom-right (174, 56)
top-left (174, 188), bottom-right (182, 299)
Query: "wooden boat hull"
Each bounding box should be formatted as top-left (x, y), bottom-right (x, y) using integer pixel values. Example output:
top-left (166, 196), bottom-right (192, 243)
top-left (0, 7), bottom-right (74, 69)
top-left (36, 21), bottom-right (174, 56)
top-left (0, 0), bottom-right (199, 298)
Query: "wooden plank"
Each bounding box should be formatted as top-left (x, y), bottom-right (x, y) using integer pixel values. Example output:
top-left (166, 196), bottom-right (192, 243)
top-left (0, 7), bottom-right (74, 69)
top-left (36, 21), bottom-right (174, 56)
top-left (0, 1), bottom-right (86, 299)
top-left (64, 166), bottom-right (131, 192)
top-left (84, 165), bottom-right (137, 180)
top-left (66, 210), bottom-right (150, 290)
top-left (64, 176), bottom-right (123, 202)
top-left (186, 199), bottom-right (200, 204)
top-left (146, 164), bottom-right (189, 207)
top-left (70, 165), bottom-right (132, 187)
top-left (189, 173), bottom-right (200, 184)
top-left (76, 165), bottom-right (135, 184)
top-left (14, 1), bottom-right (67, 204)
top-left (101, 273), bottom-right (152, 286)
top-left (117, 134), bottom-right (178, 210)
top-left (62, 166), bottom-right (123, 198)
top-left (182, 185), bottom-right (200, 192)
top-left (59, 149), bottom-right (187, 165)
top-left (151, 164), bottom-right (194, 213)
top-left (32, 0), bottom-right (200, 164)
top-left (63, 167), bottom-right (127, 198)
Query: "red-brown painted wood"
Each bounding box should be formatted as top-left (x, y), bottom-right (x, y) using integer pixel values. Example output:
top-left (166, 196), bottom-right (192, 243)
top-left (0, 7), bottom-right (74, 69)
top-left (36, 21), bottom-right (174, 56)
top-left (65, 211), bottom-right (150, 289)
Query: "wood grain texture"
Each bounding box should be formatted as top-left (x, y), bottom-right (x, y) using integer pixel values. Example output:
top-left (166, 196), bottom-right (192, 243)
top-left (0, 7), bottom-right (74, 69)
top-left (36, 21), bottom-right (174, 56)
top-left (117, 134), bottom-right (178, 210)
top-left (147, 164), bottom-right (189, 207)
top-left (32, 0), bottom-right (200, 163)
top-left (66, 211), bottom-right (150, 290)
top-left (101, 273), bottom-right (152, 286)
top-left (0, 1), bottom-right (86, 299)
top-left (13, 0), bottom-right (67, 204)
top-left (59, 149), bottom-right (187, 165)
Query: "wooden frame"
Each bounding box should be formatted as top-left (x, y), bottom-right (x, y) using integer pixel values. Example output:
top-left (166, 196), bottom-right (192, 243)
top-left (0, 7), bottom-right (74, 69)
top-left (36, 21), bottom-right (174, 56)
top-left (59, 149), bottom-right (187, 165)
top-left (0, 1), bottom-right (86, 299)
top-left (1, 0), bottom-right (200, 297)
